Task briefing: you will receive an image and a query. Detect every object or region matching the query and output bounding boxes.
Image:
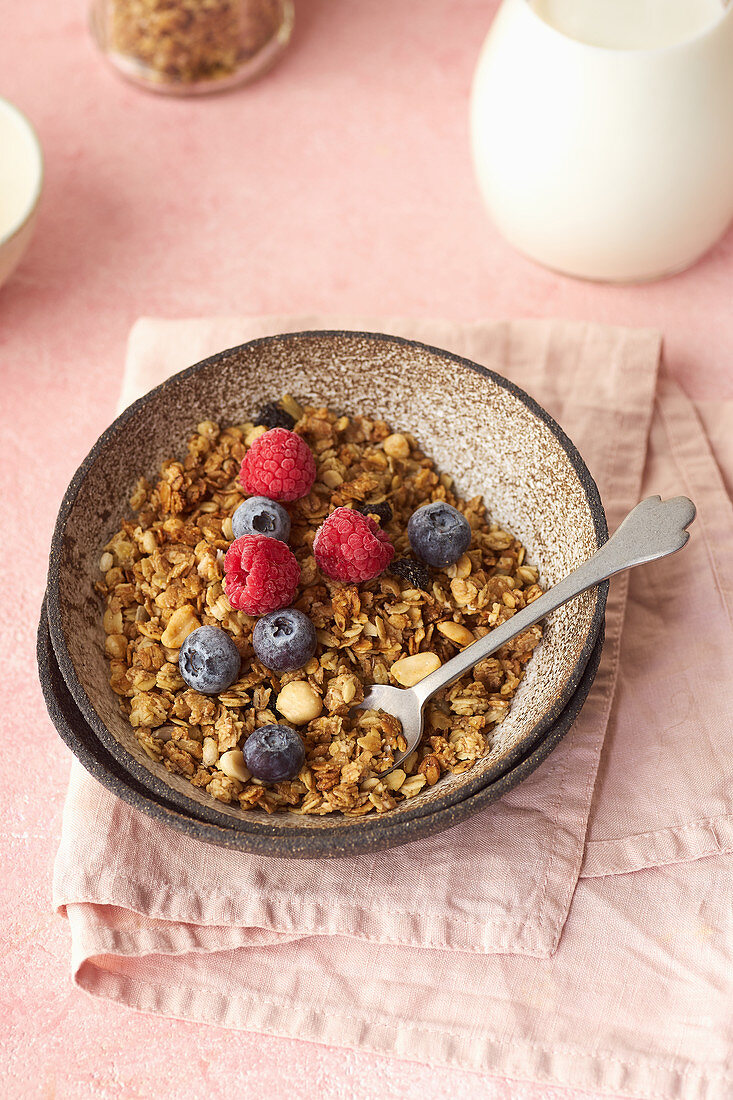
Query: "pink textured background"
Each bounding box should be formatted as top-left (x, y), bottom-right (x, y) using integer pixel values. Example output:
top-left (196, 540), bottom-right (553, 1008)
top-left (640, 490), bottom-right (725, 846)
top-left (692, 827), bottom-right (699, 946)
top-left (1, 2), bottom-right (732, 1098)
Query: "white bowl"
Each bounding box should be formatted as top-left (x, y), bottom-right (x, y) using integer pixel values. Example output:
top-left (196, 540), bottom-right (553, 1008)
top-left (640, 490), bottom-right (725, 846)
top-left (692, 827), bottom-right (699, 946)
top-left (0, 97), bottom-right (43, 289)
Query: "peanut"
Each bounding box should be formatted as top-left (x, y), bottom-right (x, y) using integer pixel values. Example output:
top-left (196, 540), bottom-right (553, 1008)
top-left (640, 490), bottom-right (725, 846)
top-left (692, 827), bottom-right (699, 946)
top-left (382, 433), bottom-right (410, 459)
top-left (154, 725), bottom-right (176, 742)
top-left (383, 768), bottom-right (406, 791)
top-left (219, 749), bottom-right (251, 782)
top-left (160, 605), bottom-right (200, 648)
top-left (245, 424), bottom-right (267, 447)
top-left (321, 469), bottom-right (344, 488)
top-left (341, 675), bottom-right (358, 704)
top-left (105, 634), bottom-right (128, 659)
top-left (280, 393), bottom-right (303, 421)
top-left (447, 553), bottom-right (472, 580)
top-left (400, 773), bottom-right (427, 798)
top-left (99, 551), bottom-right (114, 573)
top-left (202, 736), bottom-right (219, 767)
top-left (103, 607), bottom-right (123, 635)
top-left (419, 754), bottom-right (441, 786)
top-left (276, 681), bottom-right (323, 725)
top-left (356, 728), bottom-right (382, 754)
top-left (436, 621), bottom-right (475, 647)
top-left (141, 529), bottom-right (157, 555)
top-left (391, 651), bottom-right (441, 687)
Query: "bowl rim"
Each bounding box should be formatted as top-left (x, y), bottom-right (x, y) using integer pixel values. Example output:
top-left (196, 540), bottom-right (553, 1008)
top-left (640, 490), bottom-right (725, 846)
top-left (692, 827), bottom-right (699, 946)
top-left (0, 96), bottom-right (44, 250)
top-left (39, 594), bottom-right (604, 857)
top-left (46, 329), bottom-right (608, 846)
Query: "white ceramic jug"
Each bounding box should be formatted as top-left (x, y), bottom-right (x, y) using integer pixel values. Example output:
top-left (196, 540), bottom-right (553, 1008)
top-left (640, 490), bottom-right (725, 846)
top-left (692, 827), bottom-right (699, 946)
top-left (470, 0), bottom-right (733, 282)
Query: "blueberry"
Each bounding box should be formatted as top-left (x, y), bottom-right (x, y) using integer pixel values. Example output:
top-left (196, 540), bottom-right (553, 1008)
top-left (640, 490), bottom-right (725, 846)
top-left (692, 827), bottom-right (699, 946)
top-left (407, 502), bottom-right (472, 568)
top-left (253, 402), bottom-right (296, 431)
top-left (388, 557), bottom-right (431, 590)
top-left (252, 608), bottom-right (317, 672)
top-left (243, 724), bottom-right (305, 783)
top-left (179, 626), bottom-right (241, 694)
top-left (232, 496), bottom-right (291, 542)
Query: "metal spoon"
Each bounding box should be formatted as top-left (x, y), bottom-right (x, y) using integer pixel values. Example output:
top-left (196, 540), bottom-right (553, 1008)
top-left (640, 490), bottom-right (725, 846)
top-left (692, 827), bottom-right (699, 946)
top-left (357, 495), bottom-right (696, 774)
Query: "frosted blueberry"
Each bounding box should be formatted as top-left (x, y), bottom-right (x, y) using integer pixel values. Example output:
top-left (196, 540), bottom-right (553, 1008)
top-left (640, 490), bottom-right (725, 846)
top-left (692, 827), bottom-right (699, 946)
top-left (252, 609), bottom-right (317, 672)
top-left (407, 502), bottom-right (472, 568)
top-left (243, 724), bottom-right (305, 783)
top-left (179, 626), bottom-right (241, 694)
top-left (232, 497), bottom-right (291, 542)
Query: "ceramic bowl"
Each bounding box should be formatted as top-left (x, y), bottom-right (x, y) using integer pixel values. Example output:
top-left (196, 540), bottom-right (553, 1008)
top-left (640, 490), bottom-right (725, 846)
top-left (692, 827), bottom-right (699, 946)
top-left (39, 596), bottom-right (604, 853)
top-left (0, 97), bottom-right (43, 290)
top-left (46, 330), bottom-right (607, 857)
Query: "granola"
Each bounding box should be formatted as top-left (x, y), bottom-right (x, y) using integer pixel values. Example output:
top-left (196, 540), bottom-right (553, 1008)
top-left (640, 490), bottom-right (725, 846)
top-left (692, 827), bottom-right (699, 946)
top-left (97, 397), bottom-right (544, 816)
top-left (108, 0), bottom-right (286, 87)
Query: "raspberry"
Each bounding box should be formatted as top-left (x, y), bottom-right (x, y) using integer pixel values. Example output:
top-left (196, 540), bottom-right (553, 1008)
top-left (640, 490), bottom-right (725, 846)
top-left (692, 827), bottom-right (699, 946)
top-left (240, 428), bottom-right (316, 503)
top-left (224, 534), bottom-right (300, 615)
top-left (314, 507), bottom-right (394, 583)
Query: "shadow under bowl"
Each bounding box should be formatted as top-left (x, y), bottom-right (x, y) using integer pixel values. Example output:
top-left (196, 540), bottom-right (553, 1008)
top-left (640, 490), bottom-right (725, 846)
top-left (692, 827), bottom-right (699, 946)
top-left (46, 330), bottom-right (607, 857)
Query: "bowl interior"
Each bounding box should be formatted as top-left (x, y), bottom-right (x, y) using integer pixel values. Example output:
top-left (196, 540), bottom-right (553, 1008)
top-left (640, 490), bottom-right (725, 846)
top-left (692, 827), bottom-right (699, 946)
top-left (49, 331), bottom-right (606, 836)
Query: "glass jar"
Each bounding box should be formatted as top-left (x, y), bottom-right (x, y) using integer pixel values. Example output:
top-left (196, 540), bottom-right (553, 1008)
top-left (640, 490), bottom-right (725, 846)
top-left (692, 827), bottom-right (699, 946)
top-left (90, 0), bottom-right (294, 95)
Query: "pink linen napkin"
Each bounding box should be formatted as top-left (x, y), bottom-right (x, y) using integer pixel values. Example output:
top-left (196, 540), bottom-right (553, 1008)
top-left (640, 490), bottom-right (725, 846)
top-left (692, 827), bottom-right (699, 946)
top-left (53, 317), bottom-right (733, 1100)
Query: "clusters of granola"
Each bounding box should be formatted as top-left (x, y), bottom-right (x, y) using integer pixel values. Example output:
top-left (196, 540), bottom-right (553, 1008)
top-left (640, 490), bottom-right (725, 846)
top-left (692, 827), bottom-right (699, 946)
top-left (97, 397), bottom-right (543, 816)
top-left (108, 0), bottom-right (285, 86)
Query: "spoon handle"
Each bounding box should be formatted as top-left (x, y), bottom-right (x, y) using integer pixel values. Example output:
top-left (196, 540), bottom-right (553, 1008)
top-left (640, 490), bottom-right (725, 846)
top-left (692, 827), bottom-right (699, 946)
top-left (411, 495), bottom-right (696, 707)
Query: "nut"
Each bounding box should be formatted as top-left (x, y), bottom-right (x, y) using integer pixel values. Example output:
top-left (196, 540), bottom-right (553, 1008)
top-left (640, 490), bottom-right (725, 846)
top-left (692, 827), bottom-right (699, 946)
top-left (436, 621), bottom-right (475, 647)
top-left (141, 529), bottom-right (157, 555)
top-left (245, 424), bottom-right (267, 447)
top-left (321, 469), bottom-right (344, 489)
top-left (418, 754), bottom-right (441, 786)
top-left (449, 579), bottom-right (474, 607)
top-left (390, 651), bottom-right (441, 687)
top-left (103, 607), bottom-right (123, 635)
top-left (105, 634), bottom-right (128, 659)
top-left (447, 553), bottom-right (472, 580)
top-left (400, 773), bottom-right (427, 798)
top-left (382, 433), bottom-right (410, 459)
top-left (202, 736), bottom-right (219, 767)
top-left (99, 551), bottom-right (114, 573)
top-left (356, 728), bottom-right (381, 754)
top-left (219, 749), bottom-right (251, 783)
top-left (276, 681), bottom-right (323, 725)
top-left (280, 393), bottom-right (303, 420)
top-left (341, 675), bottom-right (357, 704)
top-left (160, 605), bottom-right (200, 649)
top-left (155, 725), bottom-right (176, 742)
top-left (383, 768), bottom-right (406, 791)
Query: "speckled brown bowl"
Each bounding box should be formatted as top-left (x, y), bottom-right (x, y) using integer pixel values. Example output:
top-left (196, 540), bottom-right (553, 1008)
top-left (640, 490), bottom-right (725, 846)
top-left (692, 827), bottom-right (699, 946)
top-left (46, 330), bottom-right (607, 857)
